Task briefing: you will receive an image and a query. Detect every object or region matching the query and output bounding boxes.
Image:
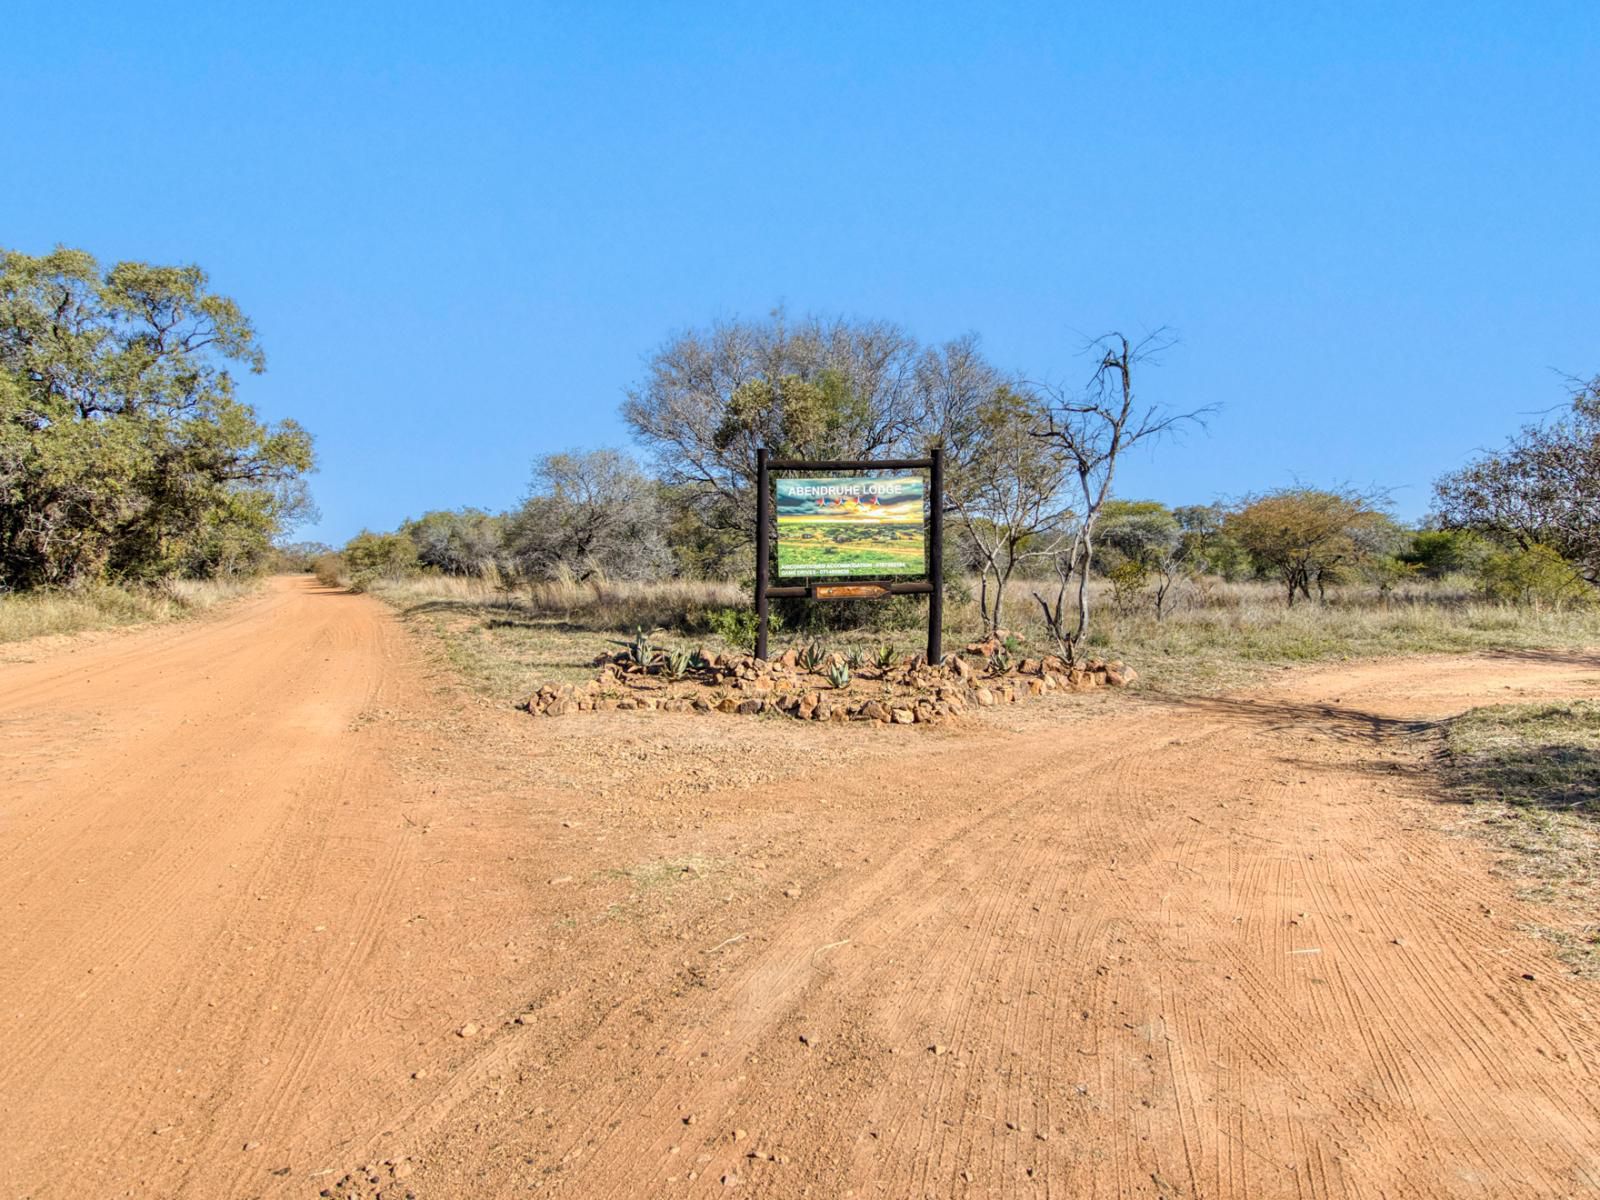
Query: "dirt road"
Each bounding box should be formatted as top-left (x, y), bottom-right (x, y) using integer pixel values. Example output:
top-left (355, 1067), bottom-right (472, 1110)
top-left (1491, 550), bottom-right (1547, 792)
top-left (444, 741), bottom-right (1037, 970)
top-left (3, 578), bottom-right (1598, 1198)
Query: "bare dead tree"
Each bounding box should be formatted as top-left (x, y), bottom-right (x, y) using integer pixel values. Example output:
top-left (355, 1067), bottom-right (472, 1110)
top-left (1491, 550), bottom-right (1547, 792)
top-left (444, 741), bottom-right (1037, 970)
top-left (947, 385), bottom-right (1073, 635)
top-left (1030, 331), bottom-right (1210, 662)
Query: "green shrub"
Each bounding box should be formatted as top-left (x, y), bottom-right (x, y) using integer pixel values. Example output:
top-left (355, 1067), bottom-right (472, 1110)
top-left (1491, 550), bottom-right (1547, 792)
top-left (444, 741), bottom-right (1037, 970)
top-left (705, 605), bottom-right (783, 652)
top-left (343, 531), bottom-right (419, 591)
top-left (1402, 529), bottom-right (1488, 578)
top-left (1105, 556), bottom-right (1150, 615)
top-left (1474, 544), bottom-right (1590, 608)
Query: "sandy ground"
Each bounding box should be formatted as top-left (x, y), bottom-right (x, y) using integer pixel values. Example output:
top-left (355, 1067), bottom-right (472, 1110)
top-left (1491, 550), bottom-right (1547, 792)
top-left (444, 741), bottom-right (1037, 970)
top-left (2, 576), bottom-right (1599, 1199)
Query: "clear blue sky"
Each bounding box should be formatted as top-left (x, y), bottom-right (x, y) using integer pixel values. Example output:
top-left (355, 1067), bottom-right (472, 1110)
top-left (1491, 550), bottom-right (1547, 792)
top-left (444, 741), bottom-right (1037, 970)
top-left (5, 2), bottom-right (1596, 543)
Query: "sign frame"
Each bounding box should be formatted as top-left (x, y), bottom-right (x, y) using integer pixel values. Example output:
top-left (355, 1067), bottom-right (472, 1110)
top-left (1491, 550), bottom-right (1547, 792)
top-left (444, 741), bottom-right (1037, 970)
top-left (754, 448), bottom-right (944, 663)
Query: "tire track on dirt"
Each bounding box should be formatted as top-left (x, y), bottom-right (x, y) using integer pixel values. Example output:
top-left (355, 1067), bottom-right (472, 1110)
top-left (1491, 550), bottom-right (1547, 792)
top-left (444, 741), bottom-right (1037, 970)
top-left (403, 659), bottom-right (1600, 1199)
top-left (0, 579), bottom-right (509, 1199)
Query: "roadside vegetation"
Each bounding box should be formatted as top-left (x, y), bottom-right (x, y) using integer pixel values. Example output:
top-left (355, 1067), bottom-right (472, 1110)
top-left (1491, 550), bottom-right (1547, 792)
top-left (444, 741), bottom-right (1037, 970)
top-left (1442, 701), bottom-right (1600, 976)
top-left (320, 566), bottom-right (1600, 704)
top-left (306, 310), bottom-right (1600, 690)
top-left (0, 244), bottom-right (315, 644)
top-left (0, 247), bottom-right (315, 588)
top-left (7, 241), bottom-right (1599, 707)
top-left (0, 577), bottom-right (257, 645)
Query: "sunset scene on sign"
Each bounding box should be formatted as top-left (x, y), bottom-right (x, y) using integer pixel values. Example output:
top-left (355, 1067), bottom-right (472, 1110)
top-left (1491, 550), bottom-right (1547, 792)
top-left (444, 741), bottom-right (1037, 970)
top-left (775, 475), bottom-right (926, 576)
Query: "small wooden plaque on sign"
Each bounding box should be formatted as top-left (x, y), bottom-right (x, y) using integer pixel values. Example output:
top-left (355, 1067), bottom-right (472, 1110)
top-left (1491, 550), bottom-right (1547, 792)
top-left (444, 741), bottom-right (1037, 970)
top-left (813, 583), bottom-right (890, 600)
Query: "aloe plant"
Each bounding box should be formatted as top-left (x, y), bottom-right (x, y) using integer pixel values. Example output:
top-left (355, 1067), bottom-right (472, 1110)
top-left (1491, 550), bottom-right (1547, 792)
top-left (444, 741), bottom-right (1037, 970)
top-left (827, 661), bottom-right (852, 689)
top-left (626, 626), bottom-right (654, 668)
top-left (989, 645), bottom-right (1013, 675)
top-left (797, 641), bottom-right (828, 673)
top-left (662, 647), bottom-right (693, 680)
top-left (873, 644), bottom-right (898, 672)
top-left (845, 647), bottom-right (865, 670)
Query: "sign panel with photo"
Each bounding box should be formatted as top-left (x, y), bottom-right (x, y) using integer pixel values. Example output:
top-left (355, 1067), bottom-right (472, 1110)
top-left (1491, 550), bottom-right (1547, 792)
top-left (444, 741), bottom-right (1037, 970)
top-left (774, 473), bottom-right (926, 578)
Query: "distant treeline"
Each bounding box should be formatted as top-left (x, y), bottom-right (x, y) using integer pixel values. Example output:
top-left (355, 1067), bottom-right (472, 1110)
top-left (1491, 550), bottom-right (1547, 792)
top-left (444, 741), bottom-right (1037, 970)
top-left (7, 247), bottom-right (1595, 637)
top-left (313, 309), bottom-right (1600, 635)
top-left (305, 479), bottom-right (1582, 613)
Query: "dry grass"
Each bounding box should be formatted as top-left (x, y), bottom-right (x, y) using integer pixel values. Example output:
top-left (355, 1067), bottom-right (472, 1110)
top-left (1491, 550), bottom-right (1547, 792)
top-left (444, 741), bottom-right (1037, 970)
top-left (376, 573), bottom-right (744, 628)
top-left (367, 574), bottom-right (747, 701)
top-left (1083, 593), bottom-right (1600, 694)
top-left (1441, 701), bottom-right (1600, 975)
top-left (369, 570), bottom-right (1600, 705)
top-left (955, 576), bottom-right (1600, 693)
top-left (0, 577), bottom-right (259, 645)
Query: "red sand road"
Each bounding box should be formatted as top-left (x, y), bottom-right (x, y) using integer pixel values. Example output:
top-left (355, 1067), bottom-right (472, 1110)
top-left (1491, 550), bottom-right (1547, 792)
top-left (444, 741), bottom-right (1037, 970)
top-left (2, 576), bottom-right (1599, 1198)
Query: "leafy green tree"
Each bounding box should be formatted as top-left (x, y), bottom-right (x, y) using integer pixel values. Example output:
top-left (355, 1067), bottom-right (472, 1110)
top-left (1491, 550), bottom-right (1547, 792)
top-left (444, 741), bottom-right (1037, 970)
top-left (1400, 529), bottom-right (1487, 579)
top-left (1096, 500), bottom-right (1186, 617)
top-left (0, 246), bottom-right (313, 587)
top-left (1173, 503), bottom-right (1249, 580)
top-left (1225, 487), bottom-right (1389, 605)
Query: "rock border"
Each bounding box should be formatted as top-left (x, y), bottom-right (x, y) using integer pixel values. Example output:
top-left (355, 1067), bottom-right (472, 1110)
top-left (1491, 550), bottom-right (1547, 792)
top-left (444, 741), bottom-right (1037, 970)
top-left (524, 642), bottom-right (1135, 726)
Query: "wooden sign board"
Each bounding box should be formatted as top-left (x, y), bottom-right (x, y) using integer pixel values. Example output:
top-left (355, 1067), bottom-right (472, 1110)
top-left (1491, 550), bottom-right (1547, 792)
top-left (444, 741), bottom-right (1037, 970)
top-left (753, 449), bottom-right (944, 663)
top-left (812, 582), bottom-right (890, 600)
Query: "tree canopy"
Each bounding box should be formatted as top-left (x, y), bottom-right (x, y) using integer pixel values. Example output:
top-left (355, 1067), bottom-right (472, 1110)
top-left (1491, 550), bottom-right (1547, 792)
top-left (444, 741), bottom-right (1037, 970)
top-left (505, 450), bottom-right (671, 582)
top-left (401, 508), bottom-right (505, 577)
top-left (0, 246), bottom-right (313, 587)
top-left (1226, 487), bottom-right (1390, 605)
top-left (1433, 377), bottom-right (1600, 586)
top-left (621, 311), bottom-right (1005, 574)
